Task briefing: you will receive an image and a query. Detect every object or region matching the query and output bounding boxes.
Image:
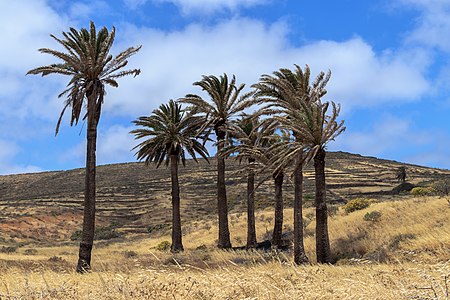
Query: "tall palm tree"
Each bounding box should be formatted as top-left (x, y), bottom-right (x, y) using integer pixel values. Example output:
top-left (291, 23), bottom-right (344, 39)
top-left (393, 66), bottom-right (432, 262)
top-left (288, 97), bottom-right (345, 263)
top-left (224, 114), bottom-right (260, 248)
top-left (131, 100), bottom-right (209, 253)
top-left (253, 65), bottom-right (327, 264)
top-left (27, 22), bottom-right (141, 272)
top-left (265, 131), bottom-right (291, 248)
top-left (180, 74), bottom-right (254, 249)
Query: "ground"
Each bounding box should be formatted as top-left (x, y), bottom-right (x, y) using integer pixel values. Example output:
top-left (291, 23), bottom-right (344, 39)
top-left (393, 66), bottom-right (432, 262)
top-left (0, 196), bottom-right (449, 299)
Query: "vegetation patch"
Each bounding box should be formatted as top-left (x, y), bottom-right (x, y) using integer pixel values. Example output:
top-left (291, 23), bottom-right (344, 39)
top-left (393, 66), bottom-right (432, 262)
top-left (343, 198), bottom-right (373, 214)
top-left (156, 240), bottom-right (171, 251)
top-left (363, 211), bottom-right (382, 222)
top-left (0, 246), bottom-right (17, 253)
top-left (70, 224), bottom-right (121, 241)
top-left (392, 182), bottom-right (415, 194)
top-left (23, 248), bottom-right (38, 255)
top-left (147, 223), bottom-right (171, 234)
top-left (388, 233), bottom-right (416, 250)
top-left (410, 187), bottom-right (435, 197)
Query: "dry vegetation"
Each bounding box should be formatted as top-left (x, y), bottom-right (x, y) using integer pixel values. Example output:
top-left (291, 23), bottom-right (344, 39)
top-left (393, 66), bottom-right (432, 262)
top-left (0, 196), bottom-right (449, 299)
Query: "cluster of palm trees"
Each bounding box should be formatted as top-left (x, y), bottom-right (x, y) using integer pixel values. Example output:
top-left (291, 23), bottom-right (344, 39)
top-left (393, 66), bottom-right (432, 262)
top-left (28, 22), bottom-right (344, 273)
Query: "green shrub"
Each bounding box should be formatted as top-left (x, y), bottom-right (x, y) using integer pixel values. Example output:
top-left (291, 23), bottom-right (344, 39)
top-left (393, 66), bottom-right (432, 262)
top-left (363, 211), bottom-right (382, 222)
top-left (156, 241), bottom-right (171, 251)
top-left (343, 198), bottom-right (372, 214)
top-left (410, 187), bottom-right (435, 197)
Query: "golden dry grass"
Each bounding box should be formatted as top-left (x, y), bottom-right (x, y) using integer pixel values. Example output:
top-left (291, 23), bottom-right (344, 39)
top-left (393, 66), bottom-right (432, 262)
top-left (0, 196), bottom-right (449, 299)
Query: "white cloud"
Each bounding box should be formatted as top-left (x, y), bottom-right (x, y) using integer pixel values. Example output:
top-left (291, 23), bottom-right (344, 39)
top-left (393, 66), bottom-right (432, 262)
top-left (60, 125), bottom-right (138, 166)
top-left (97, 125), bottom-right (138, 165)
top-left (103, 18), bottom-right (429, 118)
top-left (125, 0), bottom-right (269, 14)
top-left (397, 0), bottom-right (450, 52)
top-left (329, 114), bottom-right (438, 164)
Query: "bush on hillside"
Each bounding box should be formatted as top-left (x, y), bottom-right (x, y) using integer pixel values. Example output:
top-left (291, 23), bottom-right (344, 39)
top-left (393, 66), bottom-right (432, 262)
top-left (410, 187), bottom-right (435, 197)
top-left (392, 182), bottom-right (415, 194)
top-left (156, 241), bottom-right (171, 252)
top-left (388, 233), bottom-right (416, 250)
top-left (363, 211), bottom-right (382, 222)
top-left (343, 198), bottom-right (372, 214)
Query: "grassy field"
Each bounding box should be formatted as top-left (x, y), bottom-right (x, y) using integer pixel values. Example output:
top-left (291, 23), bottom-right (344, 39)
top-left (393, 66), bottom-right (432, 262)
top-left (0, 196), bottom-right (449, 299)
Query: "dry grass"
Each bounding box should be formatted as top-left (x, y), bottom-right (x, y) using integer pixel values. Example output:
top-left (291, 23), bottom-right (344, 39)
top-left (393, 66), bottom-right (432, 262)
top-left (0, 196), bottom-right (449, 299)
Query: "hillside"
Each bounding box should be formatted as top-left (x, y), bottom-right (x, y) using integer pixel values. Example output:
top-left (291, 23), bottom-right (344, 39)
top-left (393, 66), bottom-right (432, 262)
top-left (0, 196), bottom-right (449, 299)
top-left (0, 151), bottom-right (449, 243)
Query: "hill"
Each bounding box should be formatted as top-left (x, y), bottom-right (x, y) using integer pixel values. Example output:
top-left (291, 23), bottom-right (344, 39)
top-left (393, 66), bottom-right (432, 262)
top-left (0, 151), bottom-right (449, 243)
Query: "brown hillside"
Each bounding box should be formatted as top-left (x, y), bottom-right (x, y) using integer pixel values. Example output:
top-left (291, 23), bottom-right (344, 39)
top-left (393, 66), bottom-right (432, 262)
top-left (0, 151), bottom-right (448, 243)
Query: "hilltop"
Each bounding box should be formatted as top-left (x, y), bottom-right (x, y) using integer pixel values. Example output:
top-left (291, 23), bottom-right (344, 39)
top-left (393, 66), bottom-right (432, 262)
top-left (0, 151), bottom-right (449, 243)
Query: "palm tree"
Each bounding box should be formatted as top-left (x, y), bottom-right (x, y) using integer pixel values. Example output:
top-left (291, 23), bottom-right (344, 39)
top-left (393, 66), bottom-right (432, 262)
top-left (131, 100), bottom-right (209, 253)
top-left (180, 74), bottom-right (254, 249)
top-left (284, 96), bottom-right (345, 263)
top-left (27, 22), bottom-right (141, 272)
top-left (224, 114), bottom-right (260, 248)
top-left (396, 166), bottom-right (407, 183)
top-left (253, 65), bottom-right (327, 263)
top-left (266, 131), bottom-right (291, 248)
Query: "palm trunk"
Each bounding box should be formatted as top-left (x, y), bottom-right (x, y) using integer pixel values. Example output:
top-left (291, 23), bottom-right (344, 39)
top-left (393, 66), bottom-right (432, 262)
top-left (216, 129), bottom-right (232, 249)
top-left (272, 171), bottom-right (283, 248)
top-left (76, 93), bottom-right (98, 273)
top-left (294, 152), bottom-right (308, 264)
top-left (314, 147), bottom-right (331, 263)
top-left (246, 158), bottom-right (257, 249)
top-left (170, 154), bottom-right (183, 253)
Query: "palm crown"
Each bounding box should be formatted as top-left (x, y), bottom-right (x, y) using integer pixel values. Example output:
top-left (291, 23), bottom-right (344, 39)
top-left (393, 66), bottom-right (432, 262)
top-left (27, 21), bottom-right (141, 134)
top-left (131, 100), bottom-right (209, 167)
top-left (180, 73), bottom-right (255, 140)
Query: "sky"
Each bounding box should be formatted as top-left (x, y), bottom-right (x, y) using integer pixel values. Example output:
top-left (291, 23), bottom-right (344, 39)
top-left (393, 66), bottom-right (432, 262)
top-left (1, 0), bottom-right (450, 174)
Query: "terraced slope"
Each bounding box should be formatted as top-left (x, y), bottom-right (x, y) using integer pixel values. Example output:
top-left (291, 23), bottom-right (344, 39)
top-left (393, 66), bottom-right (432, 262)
top-left (0, 151), bottom-right (448, 243)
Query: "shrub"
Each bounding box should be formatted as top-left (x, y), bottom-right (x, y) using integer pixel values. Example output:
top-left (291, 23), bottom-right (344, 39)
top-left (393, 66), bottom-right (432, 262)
top-left (123, 250), bottom-right (137, 258)
top-left (48, 256), bottom-right (65, 263)
top-left (410, 187), bottom-right (435, 197)
top-left (0, 246), bottom-right (17, 253)
top-left (328, 205), bottom-right (339, 217)
top-left (24, 248), bottom-right (38, 255)
top-left (343, 198), bottom-right (372, 214)
top-left (432, 178), bottom-right (450, 197)
top-left (392, 182), bottom-right (415, 194)
top-left (71, 224), bottom-right (121, 241)
top-left (156, 241), bottom-right (171, 251)
top-left (363, 211), bottom-right (382, 222)
top-left (388, 233), bottom-right (416, 250)
top-left (147, 223), bottom-right (170, 234)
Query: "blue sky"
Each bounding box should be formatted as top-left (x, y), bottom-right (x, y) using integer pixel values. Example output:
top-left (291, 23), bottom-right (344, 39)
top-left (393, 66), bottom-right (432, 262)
top-left (1, 0), bottom-right (450, 174)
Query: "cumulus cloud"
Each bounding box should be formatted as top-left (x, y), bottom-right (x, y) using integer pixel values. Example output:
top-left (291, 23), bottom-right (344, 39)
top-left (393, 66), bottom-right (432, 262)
top-left (396, 0), bottom-right (450, 52)
top-left (104, 18), bottom-right (429, 118)
top-left (125, 0), bottom-right (269, 14)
